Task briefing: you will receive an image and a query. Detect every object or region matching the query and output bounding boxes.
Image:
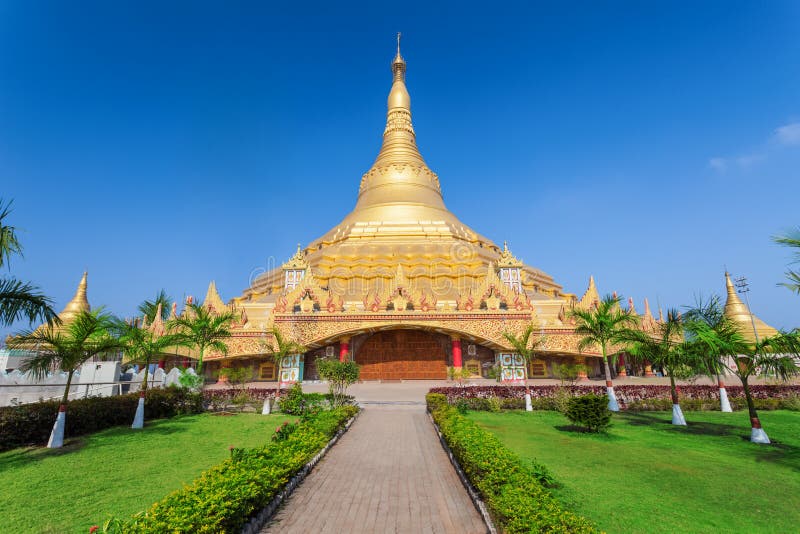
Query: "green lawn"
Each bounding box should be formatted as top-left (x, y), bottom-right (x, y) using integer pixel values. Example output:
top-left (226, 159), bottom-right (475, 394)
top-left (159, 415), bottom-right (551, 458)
top-left (468, 410), bottom-right (800, 534)
top-left (0, 413), bottom-right (297, 534)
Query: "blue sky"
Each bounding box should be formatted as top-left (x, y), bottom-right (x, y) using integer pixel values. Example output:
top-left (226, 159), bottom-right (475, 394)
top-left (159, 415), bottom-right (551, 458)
top-left (2, 1), bottom-right (799, 339)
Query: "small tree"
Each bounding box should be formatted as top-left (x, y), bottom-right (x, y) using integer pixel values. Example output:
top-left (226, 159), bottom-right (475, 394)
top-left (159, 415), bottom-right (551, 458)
top-left (115, 318), bottom-right (184, 428)
top-left (317, 358), bottom-right (360, 407)
top-left (503, 324), bottom-right (545, 412)
top-left (217, 367), bottom-right (254, 412)
top-left (553, 362), bottom-right (585, 387)
top-left (628, 310), bottom-right (695, 425)
top-left (262, 328), bottom-right (305, 401)
top-left (9, 309), bottom-right (122, 447)
top-left (570, 294), bottom-right (640, 412)
top-left (168, 302), bottom-right (236, 374)
top-left (138, 290), bottom-right (173, 323)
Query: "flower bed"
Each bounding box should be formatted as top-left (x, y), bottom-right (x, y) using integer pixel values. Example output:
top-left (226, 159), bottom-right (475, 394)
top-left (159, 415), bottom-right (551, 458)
top-left (103, 405), bottom-right (358, 533)
top-left (0, 388), bottom-right (203, 451)
top-left (427, 393), bottom-right (596, 533)
top-left (431, 384), bottom-right (800, 410)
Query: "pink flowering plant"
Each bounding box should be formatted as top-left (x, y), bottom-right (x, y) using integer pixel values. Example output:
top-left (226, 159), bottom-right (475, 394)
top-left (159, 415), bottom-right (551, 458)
top-left (272, 420), bottom-right (298, 442)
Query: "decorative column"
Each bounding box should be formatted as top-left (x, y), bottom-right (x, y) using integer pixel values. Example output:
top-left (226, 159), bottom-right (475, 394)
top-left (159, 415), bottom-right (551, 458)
top-left (339, 337), bottom-right (350, 362)
top-left (644, 361), bottom-right (655, 377)
top-left (577, 358), bottom-right (589, 381)
top-left (617, 354), bottom-right (627, 377)
top-left (451, 336), bottom-right (462, 369)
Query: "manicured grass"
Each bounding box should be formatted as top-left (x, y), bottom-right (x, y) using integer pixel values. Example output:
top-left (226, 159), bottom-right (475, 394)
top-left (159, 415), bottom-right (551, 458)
top-left (0, 413), bottom-right (297, 534)
top-left (468, 410), bottom-right (800, 534)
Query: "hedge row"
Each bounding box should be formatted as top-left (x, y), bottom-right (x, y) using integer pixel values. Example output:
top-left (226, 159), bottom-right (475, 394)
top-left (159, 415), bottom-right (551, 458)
top-left (426, 393), bottom-right (596, 533)
top-left (0, 387), bottom-right (203, 451)
top-left (453, 394), bottom-right (800, 412)
top-left (431, 384), bottom-right (800, 407)
top-left (104, 405), bottom-right (359, 533)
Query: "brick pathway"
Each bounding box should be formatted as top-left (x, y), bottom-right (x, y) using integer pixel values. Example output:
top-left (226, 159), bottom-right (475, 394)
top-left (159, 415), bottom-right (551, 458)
top-left (262, 405), bottom-right (486, 534)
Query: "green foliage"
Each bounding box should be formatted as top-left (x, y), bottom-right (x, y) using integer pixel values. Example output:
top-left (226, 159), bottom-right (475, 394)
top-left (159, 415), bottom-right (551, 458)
top-left (425, 393), bottom-right (448, 413)
top-left (552, 386), bottom-right (573, 414)
top-left (0, 387), bottom-right (203, 451)
top-left (486, 396), bottom-right (502, 413)
top-left (271, 420), bottom-right (298, 442)
top-left (570, 294), bottom-right (640, 364)
top-left (217, 367), bottom-right (252, 387)
top-left (138, 290), bottom-right (173, 323)
top-left (316, 358), bottom-right (360, 406)
top-left (553, 363), bottom-right (584, 386)
top-left (177, 370), bottom-right (204, 391)
top-left (427, 399), bottom-right (596, 533)
top-left (167, 303), bottom-right (237, 372)
top-left (106, 406), bottom-right (358, 533)
top-left (278, 383), bottom-right (306, 415)
top-left (0, 198), bottom-right (57, 327)
top-left (565, 394), bottom-right (612, 432)
top-left (773, 228), bottom-right (800, 294)
top-left (455, 399), bottom-right (469, 415)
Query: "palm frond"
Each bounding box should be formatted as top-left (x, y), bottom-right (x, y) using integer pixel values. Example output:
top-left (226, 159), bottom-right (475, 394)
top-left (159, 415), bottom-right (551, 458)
top-left (0, 198), bottom-right (23, 269)
top-left (138, 290), bottom-right (173, 322)
top-left (0, 277), bottom-right (58, 327)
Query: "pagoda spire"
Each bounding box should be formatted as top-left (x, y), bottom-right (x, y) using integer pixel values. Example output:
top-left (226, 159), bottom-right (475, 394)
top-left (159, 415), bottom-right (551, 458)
top-left (60, 272), bottom-right (90, 322)
top-left (353, 35), bottom-right (446, 212)
top-left (723, 272), bottom-right (778, 342)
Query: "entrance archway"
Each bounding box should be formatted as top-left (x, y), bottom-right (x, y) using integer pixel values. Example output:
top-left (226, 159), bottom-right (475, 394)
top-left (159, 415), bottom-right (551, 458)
top-left (356, 330), bottom-right (448, 380)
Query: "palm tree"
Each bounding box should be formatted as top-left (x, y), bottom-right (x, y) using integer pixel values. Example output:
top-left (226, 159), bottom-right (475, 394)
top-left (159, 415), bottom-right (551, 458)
top-left (683, 295), bottom-right (734, 412)
top-left (628, 310), bottom-right (693, 425)
top-left (0, 198), bottom-right (57, 327)
top-left (685, 297), bottom-right (800, 443)
top-left (263, 328), bottom-right (305, 404)
top-left (138, 290), bottom-right (173, 323)
top-left (115, 318), bottom-right (184, 428)
top-left (773, 228), bottom-right (800, 294)
top-left (168, 302), bottom-right (235, 374)
top-left (8, 309), bottom-right (121, 448)
top-left (570, 294), bottom-right (640, 411)
top-left (502, 324), bottom-right (545, 411)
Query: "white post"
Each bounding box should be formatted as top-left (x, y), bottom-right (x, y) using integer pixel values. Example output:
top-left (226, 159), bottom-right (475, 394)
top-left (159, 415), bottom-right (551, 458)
top-left (671, 404), bottom-right (687, 425)
top-left (525, 393), bottom-right (532, 412)
top-left (131, 393), bottom-right (145, 429)
top-left (48, 405), bottom-right (66, 448)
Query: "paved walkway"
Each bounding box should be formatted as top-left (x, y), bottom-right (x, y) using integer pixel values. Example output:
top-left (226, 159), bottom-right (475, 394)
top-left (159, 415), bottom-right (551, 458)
top-left (261, 405), bottom-right (486, 534)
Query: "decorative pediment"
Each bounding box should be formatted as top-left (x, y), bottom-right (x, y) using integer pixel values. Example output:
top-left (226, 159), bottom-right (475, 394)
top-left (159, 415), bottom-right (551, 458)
top-left (276, 270), bottom-right (342, 314)
top-left (576, 275), bottom-right (600, 311)
top-left (497, 241), bottom-right (523, 268)
top-left (473, 262), bottom-right (532, 311)
top-left (202, 281), bottom-right (228, 314)
top-left (282, 244), bottom-right (309, 271)
top-left (369, 264), bottom-right (433, 312)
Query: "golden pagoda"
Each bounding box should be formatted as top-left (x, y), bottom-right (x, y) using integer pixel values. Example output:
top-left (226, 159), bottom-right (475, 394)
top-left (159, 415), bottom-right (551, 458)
top-left (196, 39), bottom-right (643, 382)
top-left (723, 272), bottom-right (778, 343)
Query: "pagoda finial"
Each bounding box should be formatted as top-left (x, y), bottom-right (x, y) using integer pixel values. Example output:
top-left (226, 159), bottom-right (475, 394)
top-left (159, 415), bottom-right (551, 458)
top-left (396, 32), bottom-right (402, 57)
top-left (60, 271), bottom-right (91, 321)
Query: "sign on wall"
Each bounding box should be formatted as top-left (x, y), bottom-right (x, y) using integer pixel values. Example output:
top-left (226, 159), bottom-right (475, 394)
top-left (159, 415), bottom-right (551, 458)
top-left (280, 354), bottom-right (304, 383)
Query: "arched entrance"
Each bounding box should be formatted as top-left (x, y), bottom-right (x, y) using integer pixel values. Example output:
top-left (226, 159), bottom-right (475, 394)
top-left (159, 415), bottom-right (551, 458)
top-left (356, 330), bottom-right (448, 380)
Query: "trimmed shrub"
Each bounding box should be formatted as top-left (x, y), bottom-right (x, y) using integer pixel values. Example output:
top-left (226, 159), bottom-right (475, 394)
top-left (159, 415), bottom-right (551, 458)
top-left (0, 387), bottom-right (203, 451)
top-left (104, 405), bottom-right (358, 533)
top-left (565, 394), bottom-right (612, 432)
top-left (427, 398), bottom-right (596, 533)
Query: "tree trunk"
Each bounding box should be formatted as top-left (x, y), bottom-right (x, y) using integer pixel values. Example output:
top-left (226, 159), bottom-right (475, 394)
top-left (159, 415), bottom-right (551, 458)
top-left (717, 374), bottom-right (733, 412)
top-left (61, 369), bottom-right (74, 405)
top-left (524, 360), bottom-right (532, 412)
top-left (742, 376), bottom-right (770, 443)
top-left (141, 358), bottom-right (150, 394)
top-left (275, 357), bottom-right (282, 400)
top-left (602, 346), bottom-right (620, 412)
top-left (669, 373), bottom-right (686, 425)
top-left (196, 346), bottom-right (204, 373)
